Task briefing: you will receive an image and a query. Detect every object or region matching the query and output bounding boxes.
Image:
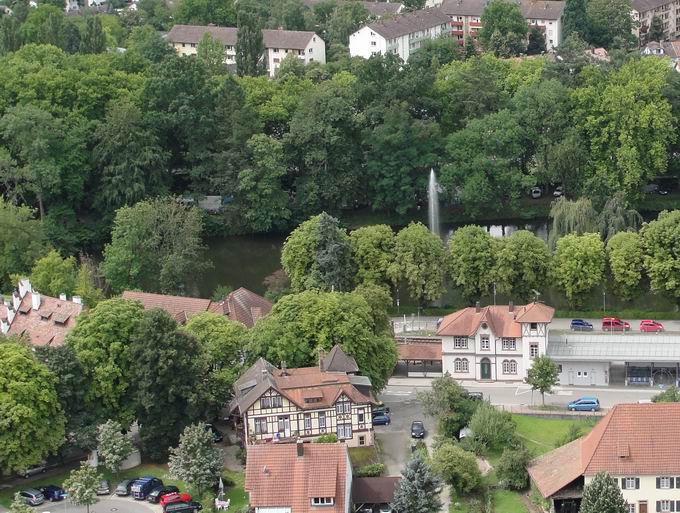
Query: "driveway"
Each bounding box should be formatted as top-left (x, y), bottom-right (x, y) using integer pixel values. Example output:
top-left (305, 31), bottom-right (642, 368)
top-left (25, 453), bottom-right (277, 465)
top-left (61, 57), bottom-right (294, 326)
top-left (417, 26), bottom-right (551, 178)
top-left (28, 496), bottom-right (159, 513)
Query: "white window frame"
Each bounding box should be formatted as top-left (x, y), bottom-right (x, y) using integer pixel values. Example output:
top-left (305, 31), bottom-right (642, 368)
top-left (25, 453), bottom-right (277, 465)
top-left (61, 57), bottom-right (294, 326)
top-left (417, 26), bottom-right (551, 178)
top-left (318, 411), bottom-right (326, 431)
top-left (454, 337), bottom-right (468, 349)
top-left (304, 413), bottom-right (312, 431)
top-left (358, 408), bottom-right (365, 424)
top-left (502, 338), bottom-right (516, 351)
top-left (660, 500), bottom-right (672, 512)
top-left (271, 395), bottom-right (282, 408)
top-left (660, 476), bottom-right (672, 489)
top-left (480, 335), bottom-right (490, 351)
top-left (625, 478), bottom-right (636, 489)
top-left (454, 358), bottom-right (469, 373)
top-left (627, 504), bottom-right (635, 513)
top-left (337, 423), bottom-right (352, 440)
top-left (254, 417), bottom-right (267, 434)
top-left (502, 360), bottom-right (518, 375)
top-left (311, 497), bottom-right (335, 506)
top-left (530, 344), bottom-right (539, 358)
top-left (260, 396), bottom-right (271, 409)
top-left (335, 398), bottom-right (351, 414)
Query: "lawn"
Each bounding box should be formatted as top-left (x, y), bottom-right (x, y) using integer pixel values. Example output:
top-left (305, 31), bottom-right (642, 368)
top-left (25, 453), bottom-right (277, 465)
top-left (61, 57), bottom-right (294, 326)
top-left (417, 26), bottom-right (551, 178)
top-left (348, 445), bottom-right (381, 468)
top-left (222, 468), bottom-right (248, 509)
top-left (512, 414), bottom-right (595, 456)
top-left (492, 490), bottom-right (529, 513)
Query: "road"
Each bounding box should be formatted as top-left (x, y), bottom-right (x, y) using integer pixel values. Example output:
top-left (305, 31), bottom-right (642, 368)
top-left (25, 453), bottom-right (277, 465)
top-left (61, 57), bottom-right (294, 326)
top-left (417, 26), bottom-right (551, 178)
top-left (0, 496), bottom-right (159, 513)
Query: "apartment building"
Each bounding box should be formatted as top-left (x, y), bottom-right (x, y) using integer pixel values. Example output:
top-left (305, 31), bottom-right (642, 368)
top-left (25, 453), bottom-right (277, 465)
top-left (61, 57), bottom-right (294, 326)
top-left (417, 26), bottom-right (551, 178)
top-left (229, 346), bottom-right (377, 448)
top-left (632, 0), bottom-right (680, 41)
top-left (166, 24), bottom-right (326, 77)
top-left (302, 0), bottom-right (404, 17)
top-left (349, 8), bottom-right (452, 61)
top-left (530, 403), bottom-right (680, 513)
top-left (426, 0), bottom-right (564, 50)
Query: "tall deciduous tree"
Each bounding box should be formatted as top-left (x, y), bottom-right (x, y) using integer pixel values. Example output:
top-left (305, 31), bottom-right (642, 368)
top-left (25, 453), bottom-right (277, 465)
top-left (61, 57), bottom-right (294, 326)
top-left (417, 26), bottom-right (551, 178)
top-left (561, 0), bottom-right (588, 40)
top-left (349, 224), bottom-right (395, 288)
top-left (579, 472), bottom-right (627, 513)
top-left (417, 374), bottom-right (478, 439)
top-left (446, 225), bottom-right (497, 303)
top-left (197, 32), bottom-right (227, 75)
top-left (236, 2), bottom-right (265, 77)
top-left (586, 0), bottom-right (635, 49)
top-left (526, 354), bottom-right (559, 405)
top-left (494, 230), bottom-right (551, 302)
top-left (392, 454), bottom-right (443, 513)
top-left (431, 441), bottom-right (482, 495)
top-left (647, 15), bottom-right (664, 42)
top-left (0, 199), bottom-right (45, 290)
top-left (548, 197), bottom-right (598, 250)
top-left (526, 25), bottom-right (546, 54)
top-left (479, 0), bottom-right (528, 55)
top-left (390, 222), bottom-right (445, 305)
top-left (551, 233), bottom-right (605, 307)
top-left (606, 231), bottom-right (643, 301)
top-left (641, 210), bottom-right (680, 304)
top-left (29, 249), bottom-right (77, 298)
top-left (102, 198), bottom-right (207, 294)
top-left (80, 16), bottom-right (106, 54)
top-left (496, 445), bottom-right (531, 490)
top-left (0, 341), bottom-right (66, 474)
top-left (62, 462), bottom-right (102, 513)
top-left (97, 420), bottom-right (134, 476)
top-left (169, 423), bottom-right (223, 497)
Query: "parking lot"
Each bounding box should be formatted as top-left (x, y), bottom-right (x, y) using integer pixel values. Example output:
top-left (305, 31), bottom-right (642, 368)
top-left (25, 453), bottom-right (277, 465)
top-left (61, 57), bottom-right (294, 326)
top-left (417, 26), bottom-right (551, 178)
top-left (29, 495), bottom-right (158, 513)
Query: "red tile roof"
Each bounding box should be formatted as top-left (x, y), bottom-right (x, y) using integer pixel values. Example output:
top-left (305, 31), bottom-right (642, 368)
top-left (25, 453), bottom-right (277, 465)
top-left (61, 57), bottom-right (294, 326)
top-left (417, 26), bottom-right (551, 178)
top-left (529, 403), bottom-right (680, 498)
top-left (245, 443), bottom-right (350, 513)
top-left (121, 291), bottom-right (211, 318)
top-left (397, 343), bottom-right (442, 361)
top-left (437, 303), bottom-right (554, 337)
top-left (209, 287), bottom-right (272, 328)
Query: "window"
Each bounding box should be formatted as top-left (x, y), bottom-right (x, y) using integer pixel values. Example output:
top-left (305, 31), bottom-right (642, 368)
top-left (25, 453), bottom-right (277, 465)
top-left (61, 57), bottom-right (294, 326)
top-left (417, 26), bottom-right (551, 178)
top-left (502, 360), bottom-right (518, 375)
top-left (304, 413), bottom-right (312, 431)
top-left (309, 47), bottom-right (313, 53)
top-left (274, 48), bottom-right (279, 53)
top-left (454, 337), bottom-right (468, 349)
top-left (371, 41), bottom-right (377, 46)
top-left (658, 477), bottom-right (673, 489)
top-left (335, 398), bottom-right (351, 414)
top-left (254, 417), bottom-right (267, 434)
top-left (311, 497), bottom-right (335, 506)
top-left (558, 365), bottom-right (563, 373)
top-left (271, 395), bottom-right (282, 408)
top-left (359, 435), bottom-right (366, 446)
top-left (623, 477), bottom-right (639, 490)
top-left (530, 322), bottom-right (538, 332)
top-left (273, 58), bottom-right (280, 63)
top-left (358, 408), bottom-right (365, 424)
top-left (627, 504), bottom-right (635, 513)
top-left (337, 423), bottom-right (352, 439)
top-left (182, 43), bottom-right (186, 47)
top-left (530, 344), bottom-right (539, 359)
top-left (480, 335), bottom-right (490, 350)
top-left (277, 416), bottom-right (289, 433)
top-left (454, 358), bottom-right (469, 373)
top-left (260, 397), bottom-right (271, 409)
top-left (659, 500), bottom-right (672, 512)
top-left (190, 43), bottom-right (196, 48)
top-left (318, 412), bottom-right (326, 430)
top-left (502, 338), bottom-right (516, 351)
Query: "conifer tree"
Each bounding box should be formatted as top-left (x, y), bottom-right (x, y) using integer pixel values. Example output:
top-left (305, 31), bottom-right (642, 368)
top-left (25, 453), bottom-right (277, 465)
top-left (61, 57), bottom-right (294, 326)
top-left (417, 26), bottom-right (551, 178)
top-left (392, 453), bottom-right (442, 513)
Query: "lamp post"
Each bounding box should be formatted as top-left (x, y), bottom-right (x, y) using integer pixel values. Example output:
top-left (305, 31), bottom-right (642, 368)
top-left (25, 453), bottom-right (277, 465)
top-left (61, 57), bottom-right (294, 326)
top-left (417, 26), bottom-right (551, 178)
top-left (603, 289), bottom-right (606, 313)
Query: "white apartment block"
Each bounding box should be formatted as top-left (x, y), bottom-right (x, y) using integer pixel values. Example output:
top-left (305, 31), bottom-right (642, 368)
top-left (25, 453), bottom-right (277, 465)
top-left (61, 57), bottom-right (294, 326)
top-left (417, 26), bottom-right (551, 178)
top-left (166, 24), bottom-right (326, 77)
top-left (349, 8), bottom-right (453, 61)
top-left (632, 0), bottom-right (680, 41)
top-left (426, 0), bottom-right (564, 50)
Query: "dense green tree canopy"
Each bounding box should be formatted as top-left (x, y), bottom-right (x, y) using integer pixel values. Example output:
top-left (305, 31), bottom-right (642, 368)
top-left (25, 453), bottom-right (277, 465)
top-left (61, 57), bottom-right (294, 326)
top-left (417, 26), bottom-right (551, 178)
top-left (479, 0), bottom-right (528, 55)
top-left (580, 472), bottom-right (627, 513)
top-left (494, 230), bottom-right (551, 302)
top-left (551, 233), bottom-right (605, 307)
top-left (431, 441), bottom-right (482, 495)
top-left (29, 249), bottom-right (76, 297)
top-left (641, 210), bottom-right (680, 302)
top-left (0, 199), bottom-right (45, 290)
top-left (446, 225), bottom-right (497, 303)
top-left (606, 231), bottom-right (643, 301)
top-left (349, 224), bottom-right (395, 288)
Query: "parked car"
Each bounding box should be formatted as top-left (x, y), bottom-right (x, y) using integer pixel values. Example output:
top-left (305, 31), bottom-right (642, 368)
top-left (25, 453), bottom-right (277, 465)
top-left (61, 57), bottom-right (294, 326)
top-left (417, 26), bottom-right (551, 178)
top-left (205, 424), bottom-right (223, 443)
top-left (467, 391), bottom-right (483, 401)
top-left (570, 319), bottom-right (593, 331)
top-left (530, 187), bottom-right (542, 199)
top-left (411, 421), bottom-right (426, 439)
top-left (602, 317), bottom-right (630, 332)
top-left (19, 489), bottom-right (45, 506)
top-left (372, 406), bottom-right (391, 417)
top-left (161, 492), bottom-right (192, 508)
top-left (568, 397), bottom-right (600, 412)
top-left (645, 183), bottom-right (669, 195)
top-left (131, 476), bottom-right (163, 500)
top-left (379, 505), bottom-right (393, 513)
top-left (96, 480), bottom-right (110, 495)
top-left (147, 485), bottom-right (180, 503)
top-left (372, 414), bottom-right (391, 426)
top-left (164, 501), bottom-right (203, 513)
top-left (115, 479), bottom-right (135, 496)
top-left (640, 320), bottom-right (664, 333)
top-left (553, 186), bottom-right (564, 197)
top-left (19, 461), bottom-right (47, 478)
top-left (40, 485), bottom-right (67, 501)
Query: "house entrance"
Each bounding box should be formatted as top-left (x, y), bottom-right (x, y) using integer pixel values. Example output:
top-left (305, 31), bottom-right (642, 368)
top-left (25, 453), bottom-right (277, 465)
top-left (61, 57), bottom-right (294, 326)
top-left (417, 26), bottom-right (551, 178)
top-left (480, 358), bottom-right (491, 380)
top-left (639, 501), bottom-right (648, 513)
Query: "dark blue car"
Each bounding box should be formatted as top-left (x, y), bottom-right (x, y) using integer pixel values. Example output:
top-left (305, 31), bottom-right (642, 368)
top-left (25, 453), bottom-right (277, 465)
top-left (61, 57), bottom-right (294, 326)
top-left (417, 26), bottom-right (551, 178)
top-left (372, 414), bottom-right (391, 426)
top-left (570, 319), bottom-right (593, 331)
top-left (40, 485), bottom-right (67, 501)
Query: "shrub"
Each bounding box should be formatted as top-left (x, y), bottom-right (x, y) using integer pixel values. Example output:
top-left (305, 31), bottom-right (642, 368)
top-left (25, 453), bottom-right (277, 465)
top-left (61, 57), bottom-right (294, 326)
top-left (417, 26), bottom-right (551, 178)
top-left (431, 441), bottom-right (481, 495)
top-left (355, 463), bottom-right (386, 477)
top-left (555, 423), bottom-right (583, 448)
top-left (496, 445), bottom-right (532, 490)
top-left (314, 434), bottom-right (338, 443)
top-left (236, 446), bottom-right (246, 466)
top-left (468, 402), bottom-right (516, 452)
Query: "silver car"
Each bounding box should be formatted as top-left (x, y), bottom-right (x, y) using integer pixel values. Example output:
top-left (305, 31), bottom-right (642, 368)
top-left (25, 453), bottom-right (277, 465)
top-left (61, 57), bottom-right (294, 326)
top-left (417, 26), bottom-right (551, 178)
top-left (96, 480), bottom-right (110, 495)
top-left (20, 489), bottom-right (45, 506)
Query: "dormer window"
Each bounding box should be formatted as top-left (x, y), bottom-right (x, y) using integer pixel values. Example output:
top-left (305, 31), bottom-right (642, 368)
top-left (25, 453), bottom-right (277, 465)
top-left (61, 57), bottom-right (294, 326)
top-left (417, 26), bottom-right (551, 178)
top-left (335, 396), bottom-right (352, 414)
top-left (311, 497), bottom-right (334, 506)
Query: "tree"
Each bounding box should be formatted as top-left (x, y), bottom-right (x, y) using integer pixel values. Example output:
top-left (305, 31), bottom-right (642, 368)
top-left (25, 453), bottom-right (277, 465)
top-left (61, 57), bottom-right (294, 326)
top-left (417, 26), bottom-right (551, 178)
top-left (586, 0), bottom-right (635, 49)
top-left (647, 15), bottom-right (664, 42)
top-left (526, 25), bottom-right (546, 54)
top-left (126, 25), bottom-right (174, 62)
top-left (409, 36), bottom-right (463, 71)
top-left (551, 233), bottom-right (605, 307)
top-left (446, 226), bottom-right (497, 303)
top-left (580, 472), bottom-right (627, 513)
top-left (326, 2), bottom-right (370, 46)
top-left (73, 264), bottom-right (104, 309)
top-left (392, 453), bottom-right (443, 513)
top-left (281, 213), bottom-right (354, 293)
top-left (80, 16), bottom-right (106, 54)
top-left (478, 0), bottom-right (528, 55)
top-left (390, 222), bottom-right (446, 305)
top-left (66, 298), bottom-right (145, 426)
top-left (561, 0), bottom-right (588, 40)
top-left (494, 230), bottom-right (550, 302)
top-left (236, 2), bottom-right (265, 77)
top-left (248, 290), bottom-right (398, 392)
top-left (0, 199), bottom-right (45, 290)
top-left (0, 17), bottom-right (23, 55)
top-left (607, 232), bottom-right (643, 301)
top-left (464, 35), bottom-right (477, 58)
top-left (267, 0), bottom-right (307, 30)
top-left (349, 224), bottom-right (395, 288)
top-left (488, 28), bottom-right (527, 57)
top-left (197, 31), bottom-right (226, 75)
top-left (431, 441), bottom-right (482, 495)
top-left (417, 374), bottom-right (478, 439)
top-left (548, 197), bottom-right (598, 249)
top-left (9, 492), bottom-right (33, 513)
top-left (496, 445), bottom-right (531, 490)
top-left (131, 310), bottom-right (208, 461)
top-left (526, 355), bottom-right (559, 405)
top-left (62, 462), bottom-right (102, 513)
top-left (652, 386), bottom-right (680, 402)
top-left (598, 193), bottom-right (642, 242)
top-left (0, 341), bottom-right (65, 474)
top-left (174, 0), bottom-right (236, 26)
top-left (169, 423), bottom-right (223, 496)
top-left (641, 210), bottom-right (680, 303)
top-left (468, 401), bottom-right (516, 452)
top-left (97, 420), bottom-right (134, 477)
top-left (29, 249), bottom-right (77, 298)
top-left (102, 198), bottom-right (207, 294)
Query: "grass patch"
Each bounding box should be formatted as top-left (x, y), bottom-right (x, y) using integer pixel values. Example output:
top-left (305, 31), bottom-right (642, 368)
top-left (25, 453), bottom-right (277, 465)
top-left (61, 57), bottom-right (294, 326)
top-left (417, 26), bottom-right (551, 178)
top-left (222, 469), bottom-right (247, 509)
top-left (492, 489), bottom-right (529, 513)
top-left (348, 446), bottom-right (380, 468)
top-left (512, 415), bottom-right (594, 456)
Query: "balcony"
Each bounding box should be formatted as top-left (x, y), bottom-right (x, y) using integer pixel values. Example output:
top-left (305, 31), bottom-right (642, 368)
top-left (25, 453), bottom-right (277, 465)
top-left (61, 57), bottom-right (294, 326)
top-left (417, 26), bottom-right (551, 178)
top-left (470, 21), bottom-right (482, 27)
top-left (452, 29), bottom-right (464, 35)
top-left (451, 20), bottom-right (464, 26)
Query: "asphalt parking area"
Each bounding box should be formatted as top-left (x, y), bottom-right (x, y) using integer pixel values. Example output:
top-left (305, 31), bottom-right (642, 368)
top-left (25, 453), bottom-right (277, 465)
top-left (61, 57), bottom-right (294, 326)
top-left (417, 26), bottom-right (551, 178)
top-left (33, 495), bottom-right (159, 513)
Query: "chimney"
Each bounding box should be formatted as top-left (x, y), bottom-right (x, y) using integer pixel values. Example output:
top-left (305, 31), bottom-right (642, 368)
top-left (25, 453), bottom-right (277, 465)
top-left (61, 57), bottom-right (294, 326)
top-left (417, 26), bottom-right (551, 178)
top-left (318, 349), bottom-right (326, 371)
top-left (508, 301), bottom-right (514, 313)
top-left (59, 293), bottom-right (67, 301)
top-left (296, 438), bottom-right (304, 457)
top-left (281, 361), bottom-right (288, 376)
top-left (18, 279), bottom-right (31, 298)
top-left (72, 296), bottom-right (82, 305)
top-left (475, 301), bottom-right (481, 313)
top-left (32, 292), bottom-right (41, 311)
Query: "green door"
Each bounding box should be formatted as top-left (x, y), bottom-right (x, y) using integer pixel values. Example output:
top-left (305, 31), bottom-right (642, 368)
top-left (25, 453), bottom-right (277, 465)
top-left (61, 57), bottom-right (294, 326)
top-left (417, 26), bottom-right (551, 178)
top-left (480, 358), bottom-right (491, 380)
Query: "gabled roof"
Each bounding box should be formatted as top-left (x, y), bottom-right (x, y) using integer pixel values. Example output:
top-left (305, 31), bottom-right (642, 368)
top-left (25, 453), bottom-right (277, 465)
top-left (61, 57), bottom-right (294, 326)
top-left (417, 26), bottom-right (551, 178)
top-left (437, 303), bottom-right (554, 338)
top-left (364, 8), bottom-right (451, 39)
top-left (439, 0), bottom-right (564, 19)
top-left (122, 291), bottom-right (211, 318)
top-left (167, 24), bottom-right (319, 50)
top-left (632, 0), bottom-right (672, 13)
top-left (322, 345), bottom-right (359, 373)
top-left (209, 287), bottom-right (272, 328)
top-left (245, 443), bottom-right (349, 513)
top-left (529, 404), bottom-right (680, 498)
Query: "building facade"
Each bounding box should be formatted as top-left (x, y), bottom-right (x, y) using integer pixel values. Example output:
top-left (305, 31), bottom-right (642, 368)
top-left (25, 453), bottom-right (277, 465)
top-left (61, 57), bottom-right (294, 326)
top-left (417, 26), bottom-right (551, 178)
top-left (633, 0), bottom-right (680, 41)
top-left (166, 25), bottom-right (326, 77)
top-left (438, 302), bottom-right (554, 382)
top-left (349, 8), bottom-right (452, 61)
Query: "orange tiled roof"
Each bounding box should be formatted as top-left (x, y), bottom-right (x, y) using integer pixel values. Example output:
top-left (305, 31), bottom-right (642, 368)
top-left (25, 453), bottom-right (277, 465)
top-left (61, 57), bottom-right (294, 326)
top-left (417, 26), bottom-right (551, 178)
top-left (122, 291), bottom-right (212, 318)
top-left (245, 443), bottom-right (349, 513)
top-left (397, 343), bottom-right (442, 361)
top-left (209, 287), bottom-right (273, 328)
top-left (437, 303), bottom-right (554, 338)
top-left (529, 403), bottom-right (680, 498)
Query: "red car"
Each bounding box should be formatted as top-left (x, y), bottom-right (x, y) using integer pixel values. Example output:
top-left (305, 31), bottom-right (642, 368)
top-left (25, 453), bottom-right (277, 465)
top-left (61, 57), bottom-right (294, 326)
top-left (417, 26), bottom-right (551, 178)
top-left (602, 317), bottom-right (630, 332)
top-left (640, 320), bottom-right (664, 333)
top-left (160, 492), bottom-right (192, 508)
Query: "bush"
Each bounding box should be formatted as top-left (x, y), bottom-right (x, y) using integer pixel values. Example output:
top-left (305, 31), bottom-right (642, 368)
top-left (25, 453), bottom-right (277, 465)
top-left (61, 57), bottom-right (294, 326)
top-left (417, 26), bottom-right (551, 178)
top-left (653, 386), bottom-right (680, 402)
top-left (431, 441), bottom-right (481, 495)
top-left (236, 446), bottom-right (246, 466)
top-left (468, 402), bottom-right (516, 453)
top-left (355, 463), bottom-right (386, 477)
top-left (496, 445), bottom-right (531, 490)
top-left (314, 434), bottom-right (338, 443)
top-left (555, 423), bottom-right (583, 448)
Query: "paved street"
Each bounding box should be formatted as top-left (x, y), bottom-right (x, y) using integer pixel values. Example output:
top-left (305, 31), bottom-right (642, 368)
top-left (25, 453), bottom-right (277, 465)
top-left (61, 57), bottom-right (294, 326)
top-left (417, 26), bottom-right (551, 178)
top-left (8, 496), bottom-right (159, 513)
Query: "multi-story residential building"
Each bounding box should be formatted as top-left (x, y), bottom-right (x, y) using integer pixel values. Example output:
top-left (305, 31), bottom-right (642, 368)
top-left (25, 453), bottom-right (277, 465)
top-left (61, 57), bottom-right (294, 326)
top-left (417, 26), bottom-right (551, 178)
top-left (426, 0), bottom-right (564, 50)
top-left (303, 0), bottom-right (404, 18)
top-left (632, 0), bottom-right (680, 41)
top-left (530, 403), bottom-right (680, 513)
top-left (642, 40), bottom-right (680, 70)
top-left (166, 24), bottom-right (326, 77)
top-left (0, 279), bottom-right (83, 346)
top-left (229, 346), bottom-right (377, 447)
top-left (348, 8), bottom-right (452, 61)
top-left (437, 302), bottom-right (555, 381)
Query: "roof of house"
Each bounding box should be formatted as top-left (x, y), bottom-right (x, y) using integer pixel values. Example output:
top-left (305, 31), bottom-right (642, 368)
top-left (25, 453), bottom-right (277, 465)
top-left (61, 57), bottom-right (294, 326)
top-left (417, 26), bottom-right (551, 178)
top-left (529, 403), bottom-right (680, 498)
top-left (302, 0), bottom-right (403, 17)
top-left (547, 332), bottom-right (680, 362)
top-left (352, 477), bottom-right (401, 504)
top-left (322, 344), bottom-right (359, 373)
top-left (643, 39), bottom-right (680, 58)
top-left (167, 24), bottom-right (319, 49)
top-left (632, 0), bottom-right (671, 13)
top-left (245, 443), bottom-right (349, 513)
top-left (439, 0), bottom-right (564, 19)
top-left (122, 287), bottom-right (271, 328)
top-left (397, 342), bottom-right (442, 361)
top-left (437, 302), bottom-right (554, 338)
top-left (364, 8), bottom-right (451, 39)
